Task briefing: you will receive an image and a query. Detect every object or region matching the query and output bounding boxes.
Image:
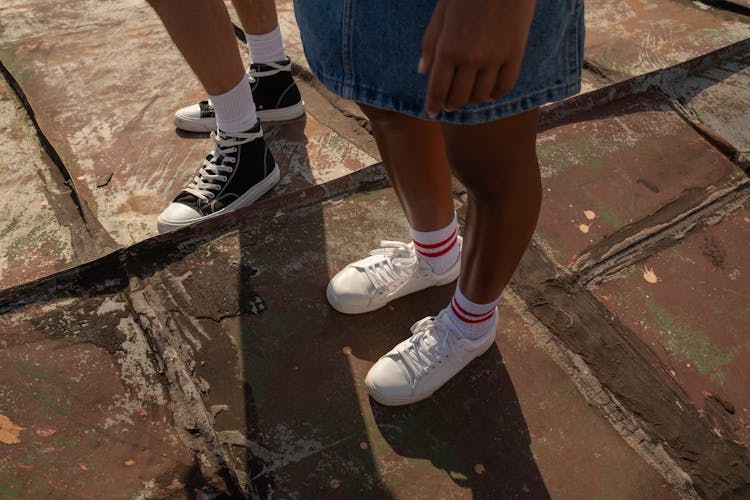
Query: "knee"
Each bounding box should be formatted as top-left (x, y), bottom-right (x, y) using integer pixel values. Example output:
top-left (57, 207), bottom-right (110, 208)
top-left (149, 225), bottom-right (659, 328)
top-left (453, 151), bottom-right (541, 204)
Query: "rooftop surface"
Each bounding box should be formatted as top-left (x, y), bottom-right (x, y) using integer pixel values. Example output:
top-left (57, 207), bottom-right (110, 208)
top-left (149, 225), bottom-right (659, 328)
top-left (0, 0), bottom-right (749, 498)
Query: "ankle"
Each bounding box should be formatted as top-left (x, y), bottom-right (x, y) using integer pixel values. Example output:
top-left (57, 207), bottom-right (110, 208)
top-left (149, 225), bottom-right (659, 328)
top-left (246, 26), bottom-right (286, 65)
top-left (410, 212), bottom-right (459, 275)
top-left (447, 282), bottom-right (502, 340)
top-left (209, 75), bottom-right (258, 134)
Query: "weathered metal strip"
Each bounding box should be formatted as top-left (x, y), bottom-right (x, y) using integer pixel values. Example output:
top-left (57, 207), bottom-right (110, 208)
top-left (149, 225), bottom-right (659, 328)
top-left (571, 174), bottom-right (750, 285)
top-left (510, 241), bottom-right (750, 498)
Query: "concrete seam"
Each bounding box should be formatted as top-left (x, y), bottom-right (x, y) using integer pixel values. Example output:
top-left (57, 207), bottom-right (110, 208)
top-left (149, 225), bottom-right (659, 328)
top-left (127, 278), bottom-right (248, 498)
top-left (511, 243), bottom-right (750, 497)
top-left (573, 178), bottom-right (750, 286)
top-left (505, 291), bottom-right (700, 499)
top-left (0, 59), bottom-right (119, 255)
top-left (696, 0), bottom-right (750, 18)
top-left (662, 90), bottom-right (750, 172)
top-left (540, 38), bottom-right (750, 129)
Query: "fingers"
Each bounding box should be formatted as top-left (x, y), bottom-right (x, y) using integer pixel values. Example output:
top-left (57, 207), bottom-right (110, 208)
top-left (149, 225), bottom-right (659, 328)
top-left (420, 1), bottom-right (445, 75)
top-left (430, 63), bottom-right (521, 115)
top-left (421, 0), bottom-right (524, 116)
top-left (430, 64), bottom-right (503, 115)
top-left (444, 66), bottom-right (477, 112)
top-left (491, 61), bottom-right (522, 100)
top-left (425, 59), bottom-right (455, 118)
top-left (469, 67), bottom-right (499, 105)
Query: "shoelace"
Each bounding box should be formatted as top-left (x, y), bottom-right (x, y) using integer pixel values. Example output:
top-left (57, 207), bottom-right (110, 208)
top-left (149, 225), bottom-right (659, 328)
top-left (248, 61), bottom-right (290, 79)
top-left (398, 311), bottom-right (461, 382)
top-left (183, 129), bottom-right (262, 202)
top-left (362, 241), bottom-right (422, 293)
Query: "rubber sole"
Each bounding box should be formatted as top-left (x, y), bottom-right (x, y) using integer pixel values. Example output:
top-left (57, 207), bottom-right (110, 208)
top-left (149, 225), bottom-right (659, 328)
top-left (325, 267), bottom-right (460, 315)
top-left (326, 238), bottom-right (463, 315)
top-left (364, 326), bottom-right (496, 406)
top-left (364, 381), bottom-right (435, 407)
top-left (174, 101), bottom-right (305, 133)
top-left (156, 165), bottom-right (280, 233)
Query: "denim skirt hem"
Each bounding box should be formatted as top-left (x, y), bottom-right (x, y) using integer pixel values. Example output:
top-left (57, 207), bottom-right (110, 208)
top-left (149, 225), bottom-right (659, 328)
top-left (294, 0), bottom-right (584, 124)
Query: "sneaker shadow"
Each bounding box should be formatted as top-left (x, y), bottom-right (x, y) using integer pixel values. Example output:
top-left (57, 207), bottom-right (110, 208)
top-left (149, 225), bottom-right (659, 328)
top-left (174, 129), bottom-right (211, 139)
top-left (354, 292), bottom-right (550, 498)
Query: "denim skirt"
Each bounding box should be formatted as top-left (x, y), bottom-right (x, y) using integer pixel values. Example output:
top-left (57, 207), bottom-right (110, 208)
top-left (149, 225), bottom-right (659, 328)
top-left (293, 0), bottom-right (584, 124)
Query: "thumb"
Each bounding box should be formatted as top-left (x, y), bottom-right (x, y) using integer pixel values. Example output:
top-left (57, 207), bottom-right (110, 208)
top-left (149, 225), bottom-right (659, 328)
top-left (419, 1), bottom-right (445, 74)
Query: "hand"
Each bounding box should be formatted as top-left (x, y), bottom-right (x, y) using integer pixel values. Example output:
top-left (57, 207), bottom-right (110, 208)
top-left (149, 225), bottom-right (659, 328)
top-left (420, 0), bottom-right (537, 117)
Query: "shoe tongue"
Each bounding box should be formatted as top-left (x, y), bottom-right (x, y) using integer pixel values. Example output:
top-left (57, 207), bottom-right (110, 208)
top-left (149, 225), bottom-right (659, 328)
top-left (213, 130), bottom-right (235, 160)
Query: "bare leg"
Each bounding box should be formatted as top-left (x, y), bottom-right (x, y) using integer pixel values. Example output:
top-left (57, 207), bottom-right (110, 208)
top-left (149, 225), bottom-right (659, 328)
top-left (231, 0), bottom-right (279, 35)
top-left (360, 107), bottom-right (541, 405)
top-left (360, 104), bottom-right (540, 302)
top-left (147, 0), bottom-right (244, 95)
top-left (359, 104), bottom-right (454, 232)
top-left (443, 109), bottom-right (541, 303)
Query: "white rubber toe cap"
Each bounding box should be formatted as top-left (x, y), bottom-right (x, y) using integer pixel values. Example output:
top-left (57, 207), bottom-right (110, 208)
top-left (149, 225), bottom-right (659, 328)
top-left (326, 267), bottom-right (376, 314)
top-left (365, 355), bottom-right (414, 405)
top-left (157, 203), bottom-right (202, 233)
top-left (174, 103), bottom-right (216, 133)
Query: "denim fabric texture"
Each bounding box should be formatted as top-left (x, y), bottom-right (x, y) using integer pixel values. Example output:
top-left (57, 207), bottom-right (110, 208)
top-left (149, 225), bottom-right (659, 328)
top-left (294, 0), bottom-right (584, 124)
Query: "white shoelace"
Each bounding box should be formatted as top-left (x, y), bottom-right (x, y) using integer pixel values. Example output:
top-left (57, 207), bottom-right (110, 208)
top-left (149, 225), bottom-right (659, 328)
top-left (362, 241), bottom-right (423, 293)
top-left (248, 61), bottom-right (290, 79)
top-left (183, 129), bottom-right (262, 202)
top-left (398, 311), bottom-right (461, 382)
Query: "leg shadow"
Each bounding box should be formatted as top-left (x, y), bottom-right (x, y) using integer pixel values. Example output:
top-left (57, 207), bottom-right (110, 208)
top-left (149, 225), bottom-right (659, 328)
top-left (230, 114), bottom-right (393, 497)
top-left (371, 343), bottom-right (551, 499)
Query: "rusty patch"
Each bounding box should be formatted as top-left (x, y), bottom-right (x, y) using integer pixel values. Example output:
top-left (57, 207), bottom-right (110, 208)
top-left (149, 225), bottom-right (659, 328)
top-left (593, 203), bottom-right (750, 446)
top-left (536, 90), bottom-right (740, 266)
top-left (0, 303), bottom-right (194, 498)
top-left (585, 0), bottom-right (750, 78)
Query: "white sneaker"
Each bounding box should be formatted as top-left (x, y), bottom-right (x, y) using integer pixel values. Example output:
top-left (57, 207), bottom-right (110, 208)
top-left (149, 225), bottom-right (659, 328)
top-left (365, 308), bottom-right (498, 406)
top-left (326, 238), bottom-right (461, 315)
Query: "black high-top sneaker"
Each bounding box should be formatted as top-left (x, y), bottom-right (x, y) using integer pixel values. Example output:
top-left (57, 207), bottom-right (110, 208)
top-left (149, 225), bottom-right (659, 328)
top-left (248, 58), bottom-right (304, 121)
top-left (173, 58), bottom-right (304, 133)
top-left (157, 122), bottom-right (280, 233)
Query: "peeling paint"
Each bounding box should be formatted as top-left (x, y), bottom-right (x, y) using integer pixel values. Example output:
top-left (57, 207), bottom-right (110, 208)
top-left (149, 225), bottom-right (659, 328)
top-left (0, 413), bottom-right (25, 444)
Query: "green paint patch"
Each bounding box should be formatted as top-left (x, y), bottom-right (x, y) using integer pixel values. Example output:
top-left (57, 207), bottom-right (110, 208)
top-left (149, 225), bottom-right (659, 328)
top-left (51, 434), bottom-right (81, 450)
top-left (13, 361), bottom-right (65, 387)
top-left (529, 436), bottom-right (548, 458)
top-left (587, 197), bottom-right (624, 231)
top-left (558, 136), bottom-right (608, 172)
top-left (642, 290), bottom-right (736, 379)
top-left (32, 390), bottom-right (69, 416)
top-left (536, 143), bottom-right (562, 168)
top-left (0, 479), bottom-right (20, 500)
top-left (6, 225), bottom-right (48, 262)
top-left (0, 214), bottom-right (21, 239)
top-left (597, 54), bottom-right (616, 72)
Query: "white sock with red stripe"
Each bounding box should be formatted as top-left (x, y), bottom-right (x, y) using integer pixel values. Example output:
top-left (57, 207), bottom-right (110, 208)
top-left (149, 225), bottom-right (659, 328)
top-left (447, 281), bottom-right (502, 340)
top-left (410, 212), bottom-right (459, 275)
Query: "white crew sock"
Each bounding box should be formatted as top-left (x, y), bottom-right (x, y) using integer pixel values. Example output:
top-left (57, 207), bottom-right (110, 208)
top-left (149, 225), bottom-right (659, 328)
top-left (245, 26), bottom-right (286, 64)
top-left (410, 212), bottom-right (459, 275)
top-left (446, 280), bottom-right (502, 340)
top-left (209, 75), bottom-right (258, 134)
